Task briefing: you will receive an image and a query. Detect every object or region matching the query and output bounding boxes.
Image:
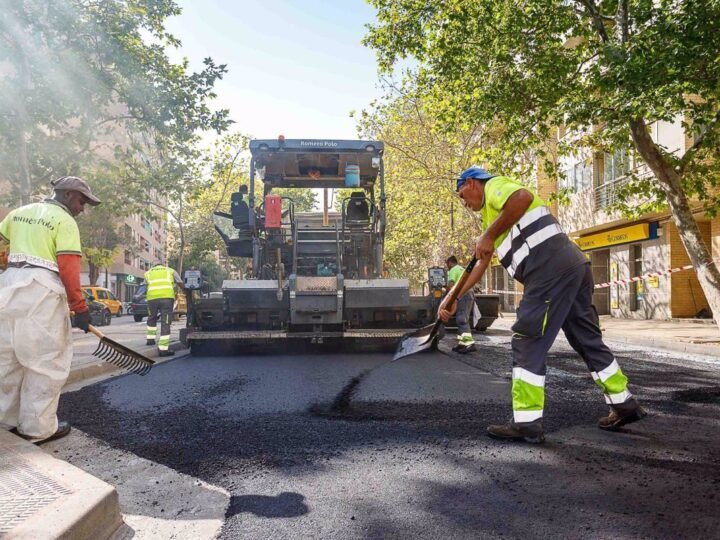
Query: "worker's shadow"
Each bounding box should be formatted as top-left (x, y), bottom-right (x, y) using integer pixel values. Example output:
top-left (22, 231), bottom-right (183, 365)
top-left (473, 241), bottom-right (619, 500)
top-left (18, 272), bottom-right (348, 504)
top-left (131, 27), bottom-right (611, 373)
top-left (226, 491), bottom-right (308, 519)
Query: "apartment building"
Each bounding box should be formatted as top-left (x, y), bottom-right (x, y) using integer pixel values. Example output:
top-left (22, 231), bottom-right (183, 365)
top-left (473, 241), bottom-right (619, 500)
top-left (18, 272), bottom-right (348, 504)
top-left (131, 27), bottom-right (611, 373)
top-left (81, 213), bottom-right (168, 302)
top-left (533, 118), bottom-right (717, 320)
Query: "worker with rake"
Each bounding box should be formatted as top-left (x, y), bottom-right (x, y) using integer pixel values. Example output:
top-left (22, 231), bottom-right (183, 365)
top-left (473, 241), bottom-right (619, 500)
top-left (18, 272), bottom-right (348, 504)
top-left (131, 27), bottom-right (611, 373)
top-left (0, 177), bottom-right (101, 444)
top-left (439, 166), bottom-right (646, 443)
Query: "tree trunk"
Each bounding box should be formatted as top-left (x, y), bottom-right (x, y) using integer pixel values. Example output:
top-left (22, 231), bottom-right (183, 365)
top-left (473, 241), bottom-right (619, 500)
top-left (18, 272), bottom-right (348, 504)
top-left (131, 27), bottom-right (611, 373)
top-left (629, 119), bottom-right (720, 331)
top-left (16, 40), bottom-right (32, 205)
top-left (88, 262), bottom-right (99, 285)
top-left (177, 219), bottom-right (185, 276)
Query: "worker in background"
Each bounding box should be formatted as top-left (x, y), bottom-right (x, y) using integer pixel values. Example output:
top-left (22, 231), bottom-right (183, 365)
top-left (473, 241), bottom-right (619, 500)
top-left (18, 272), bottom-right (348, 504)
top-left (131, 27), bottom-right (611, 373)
top-left (439, 166), bottom-right (645, 444)
top-left (144, 262), bottom-right (184, 356)
top-left (0, 176), bottom-right (101, 444)
top-left (445, 255), bottom-right (476, 353)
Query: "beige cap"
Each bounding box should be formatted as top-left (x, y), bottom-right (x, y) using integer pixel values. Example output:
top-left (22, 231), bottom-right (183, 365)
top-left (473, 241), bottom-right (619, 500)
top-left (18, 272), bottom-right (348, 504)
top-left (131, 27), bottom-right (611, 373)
top-left (51, 176), bottom-right (101, 206)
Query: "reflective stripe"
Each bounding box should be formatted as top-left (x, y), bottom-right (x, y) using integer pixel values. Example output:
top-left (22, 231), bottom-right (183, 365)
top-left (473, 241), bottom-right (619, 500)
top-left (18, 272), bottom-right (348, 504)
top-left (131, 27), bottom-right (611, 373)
top-left (158, 335), bottom-right (171, 351)
top-left (513, 367), bottom-right (545, 388)
top-left (604, 389), bottom-right (633, 405)
top-left (597, 359), bottom-right (620, 383)
top-left (499, 207), bottom-right (551, 257)
top-left (517, 205), bottom-right (550, 230)
top-left (508, 223), bottom-right (563, 276)
top-left (8, 253), bottom-right (58, 272)
top-left (497, 226), bottom-right (518, 260)
top-left (514, 410), bottom-right (543, 422)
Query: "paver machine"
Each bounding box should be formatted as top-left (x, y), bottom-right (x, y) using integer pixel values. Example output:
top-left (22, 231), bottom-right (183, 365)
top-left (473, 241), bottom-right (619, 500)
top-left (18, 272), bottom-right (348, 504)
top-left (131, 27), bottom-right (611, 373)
top-left (182, 138), bottom-right (498, 353)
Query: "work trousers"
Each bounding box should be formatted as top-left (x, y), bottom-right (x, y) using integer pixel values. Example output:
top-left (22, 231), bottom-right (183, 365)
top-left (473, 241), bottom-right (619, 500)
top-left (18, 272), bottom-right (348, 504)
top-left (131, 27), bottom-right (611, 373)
top-left (147, 297), bottom-right (174, 351)
top-left (456, 292), bottom-right (475, 345)
top-left (510, 262), bottom-right (632, 423)
top-left (0, 268), bottom-right (73, 440)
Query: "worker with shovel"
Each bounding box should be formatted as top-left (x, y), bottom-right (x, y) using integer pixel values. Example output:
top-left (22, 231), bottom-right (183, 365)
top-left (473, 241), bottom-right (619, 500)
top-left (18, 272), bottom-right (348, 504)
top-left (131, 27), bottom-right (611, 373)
top-left (0, 176), bottom-right (101, 444)
top-left (438, 166), bottom-right (645, 444)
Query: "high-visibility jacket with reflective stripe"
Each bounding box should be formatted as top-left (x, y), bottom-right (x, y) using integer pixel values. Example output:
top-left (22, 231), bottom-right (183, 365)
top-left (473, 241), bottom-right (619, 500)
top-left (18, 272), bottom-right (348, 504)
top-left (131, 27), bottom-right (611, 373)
top-left (145, 265), bottom-right (176, 300)
top-left (0, 200), bottom-right (82, 272)
top-left (482, 177), bottom-right (586, 283)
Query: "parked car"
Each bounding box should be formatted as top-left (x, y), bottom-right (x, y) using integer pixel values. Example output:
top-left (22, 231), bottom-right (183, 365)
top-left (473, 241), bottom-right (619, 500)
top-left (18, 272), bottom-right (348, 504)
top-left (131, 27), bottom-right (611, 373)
top-left (71, 291), bottom-right (112, 327)
top-left (82, 286), bottom-right (123, 317)
top-left (130, 283), bottom-right (187, 322)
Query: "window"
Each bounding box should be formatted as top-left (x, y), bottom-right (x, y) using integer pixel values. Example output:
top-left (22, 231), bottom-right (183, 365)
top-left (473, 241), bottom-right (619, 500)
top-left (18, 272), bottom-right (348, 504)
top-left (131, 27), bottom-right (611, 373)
top-left (124, 250), bottom-right (131, 265)
top-left (144, 219), bottom-right (152, 236)
top-left (96, 290), bottom-right (108, 300)
top-left (602, 150), bottom-right (631, 185)
top-left (561, 160), bottom-right (592, 192)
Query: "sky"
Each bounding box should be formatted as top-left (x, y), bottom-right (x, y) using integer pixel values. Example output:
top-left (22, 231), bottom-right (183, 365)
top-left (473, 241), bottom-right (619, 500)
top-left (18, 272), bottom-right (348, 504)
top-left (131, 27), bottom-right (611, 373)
top-left (165, 0), bottom-right (383, 141)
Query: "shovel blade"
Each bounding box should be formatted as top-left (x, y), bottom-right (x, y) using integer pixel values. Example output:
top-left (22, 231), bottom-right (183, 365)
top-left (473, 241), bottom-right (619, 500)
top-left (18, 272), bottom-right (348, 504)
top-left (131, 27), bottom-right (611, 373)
top-left (392, 322), bottom-right (445, 361)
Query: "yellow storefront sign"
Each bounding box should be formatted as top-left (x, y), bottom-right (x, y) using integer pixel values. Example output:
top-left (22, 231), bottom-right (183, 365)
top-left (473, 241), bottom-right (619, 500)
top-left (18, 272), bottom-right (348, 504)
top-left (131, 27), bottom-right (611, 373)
top-left (576, 223), bottom-right (650, 251)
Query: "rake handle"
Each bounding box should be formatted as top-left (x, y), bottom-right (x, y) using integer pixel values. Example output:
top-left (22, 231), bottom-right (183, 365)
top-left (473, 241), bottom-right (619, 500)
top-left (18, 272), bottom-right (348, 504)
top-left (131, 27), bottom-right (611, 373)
top-left (87, 324), bottom-right (105, 339)
top-left (70, 310), bottom-right (105, 339)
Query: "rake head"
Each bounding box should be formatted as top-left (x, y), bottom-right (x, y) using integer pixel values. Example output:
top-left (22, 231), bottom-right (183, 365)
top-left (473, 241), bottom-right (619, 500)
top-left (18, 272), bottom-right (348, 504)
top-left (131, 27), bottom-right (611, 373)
top-left (92, 336), bottom-right (155, 376)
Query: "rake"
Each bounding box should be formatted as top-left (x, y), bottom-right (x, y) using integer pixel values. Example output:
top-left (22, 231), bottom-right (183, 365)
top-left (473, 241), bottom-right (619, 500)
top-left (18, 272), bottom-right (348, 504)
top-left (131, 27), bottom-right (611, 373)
top-left (88, 325), bottom-right (155, 376)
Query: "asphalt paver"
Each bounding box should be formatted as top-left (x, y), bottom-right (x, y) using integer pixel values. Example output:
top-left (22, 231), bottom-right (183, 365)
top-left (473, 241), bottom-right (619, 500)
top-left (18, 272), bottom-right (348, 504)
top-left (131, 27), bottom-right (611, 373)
top-left (56, 331), bottom-right (720, 539)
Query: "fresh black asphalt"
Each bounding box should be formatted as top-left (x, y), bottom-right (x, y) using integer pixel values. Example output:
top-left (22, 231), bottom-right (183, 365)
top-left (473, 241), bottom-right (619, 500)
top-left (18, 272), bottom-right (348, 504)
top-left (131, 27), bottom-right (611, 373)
top-left (58, 330), bottom-right (720, 539)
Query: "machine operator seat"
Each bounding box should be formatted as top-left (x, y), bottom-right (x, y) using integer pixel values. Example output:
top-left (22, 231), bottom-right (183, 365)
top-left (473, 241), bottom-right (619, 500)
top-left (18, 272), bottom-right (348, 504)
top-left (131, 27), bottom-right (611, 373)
top-left (231, 191), bottom-right (250, 230)
top-left (345, 191), bottom-right (370, 227)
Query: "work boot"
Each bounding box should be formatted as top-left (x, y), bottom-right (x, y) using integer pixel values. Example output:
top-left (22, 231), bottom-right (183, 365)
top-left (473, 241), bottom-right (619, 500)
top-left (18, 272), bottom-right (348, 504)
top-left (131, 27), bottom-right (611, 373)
top-left (598, 398), bottom-right (647, 431)
top-left (18, 421), bottom-right (72, 445)
top-left (159, 349), bottom-right (175, 357)
top-left (146, 339), bottom-right (156, 346)
top-left (487, 419), bottom-right (545, 444)
top-left (452, 343), bottom-right (477, 354)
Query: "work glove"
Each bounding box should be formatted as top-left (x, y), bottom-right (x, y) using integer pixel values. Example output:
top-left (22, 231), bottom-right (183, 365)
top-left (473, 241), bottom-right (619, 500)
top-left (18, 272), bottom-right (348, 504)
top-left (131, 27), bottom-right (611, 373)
top-left (74, 310), bottom-right (91, 333)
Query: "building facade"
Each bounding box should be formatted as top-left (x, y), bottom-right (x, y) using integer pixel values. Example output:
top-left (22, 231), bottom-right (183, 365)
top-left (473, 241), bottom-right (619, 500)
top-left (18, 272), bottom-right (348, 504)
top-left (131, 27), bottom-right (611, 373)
top-left (80, 213), bottom-right (168, 302)
top-left (533, 118), bottom-right (717, 320)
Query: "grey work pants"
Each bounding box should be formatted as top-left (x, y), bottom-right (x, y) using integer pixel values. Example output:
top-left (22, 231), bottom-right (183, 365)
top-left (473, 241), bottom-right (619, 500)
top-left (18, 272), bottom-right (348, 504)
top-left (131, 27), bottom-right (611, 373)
top-left (509, 263), bottom-right (633, 422)
top-left (456, 292), bottom-right (474, 336)
top-left (147, 298), bottom-right (174, 351)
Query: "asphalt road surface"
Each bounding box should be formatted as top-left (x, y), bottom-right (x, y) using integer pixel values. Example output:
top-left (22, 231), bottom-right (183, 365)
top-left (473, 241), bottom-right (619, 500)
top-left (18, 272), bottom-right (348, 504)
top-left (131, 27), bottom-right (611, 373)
top-left (52, 331), bottom-right (720, 539)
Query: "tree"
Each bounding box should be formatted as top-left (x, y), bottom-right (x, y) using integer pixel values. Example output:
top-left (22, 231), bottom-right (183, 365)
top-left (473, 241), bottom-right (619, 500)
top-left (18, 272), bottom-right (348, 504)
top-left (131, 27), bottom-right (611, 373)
top-left (366, 0), bottom-right (720, 327)
top-left (0, 0), bottom-right (230, 205)
top-left (353, 78), bottom-right (495, 287)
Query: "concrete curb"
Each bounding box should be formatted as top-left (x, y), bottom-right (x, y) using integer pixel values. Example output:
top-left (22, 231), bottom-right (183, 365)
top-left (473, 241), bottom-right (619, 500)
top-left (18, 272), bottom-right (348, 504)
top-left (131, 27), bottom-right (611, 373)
top-left (0, 430), bottom-right (123, 539)
top-left (600, 333), bottom-right (720, 357)
top-left (66, 341), bottom-right (189, 387)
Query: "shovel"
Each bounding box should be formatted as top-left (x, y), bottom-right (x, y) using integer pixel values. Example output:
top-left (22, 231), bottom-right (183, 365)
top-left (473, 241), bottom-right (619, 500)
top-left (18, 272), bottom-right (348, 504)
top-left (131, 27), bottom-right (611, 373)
top-left (328, 256), bottom-right (480, 413)
top-left (393, 255), bottom-right (479, 361)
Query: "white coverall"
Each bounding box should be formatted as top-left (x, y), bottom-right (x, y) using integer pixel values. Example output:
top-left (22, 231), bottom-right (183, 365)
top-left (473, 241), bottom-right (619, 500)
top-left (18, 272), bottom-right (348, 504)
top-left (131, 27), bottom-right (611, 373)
top-left (0, 267), bottom-right (73, 440)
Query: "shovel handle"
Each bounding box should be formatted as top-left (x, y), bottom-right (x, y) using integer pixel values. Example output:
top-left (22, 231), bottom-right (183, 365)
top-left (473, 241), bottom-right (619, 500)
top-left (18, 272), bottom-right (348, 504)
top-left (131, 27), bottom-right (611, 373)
top-left (445, 255), bottom-right (478, 306)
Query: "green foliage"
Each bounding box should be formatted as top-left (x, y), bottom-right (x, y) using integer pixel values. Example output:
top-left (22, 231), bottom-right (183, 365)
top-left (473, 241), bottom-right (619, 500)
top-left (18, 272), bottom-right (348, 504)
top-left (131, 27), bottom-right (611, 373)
top-left (0, 0), bottom-right (231, 205)
top-left (354, 78), bottom-right (503, 287)
top-left (365, 0), bottom-right (720, 213)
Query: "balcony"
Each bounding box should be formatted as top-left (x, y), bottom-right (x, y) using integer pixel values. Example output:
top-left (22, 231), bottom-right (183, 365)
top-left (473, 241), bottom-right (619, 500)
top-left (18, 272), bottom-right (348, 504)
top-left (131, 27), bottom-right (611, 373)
top-left (594, 176), bottom-right (629, 209)
top-left (595, 163), bottom-right (653, 210)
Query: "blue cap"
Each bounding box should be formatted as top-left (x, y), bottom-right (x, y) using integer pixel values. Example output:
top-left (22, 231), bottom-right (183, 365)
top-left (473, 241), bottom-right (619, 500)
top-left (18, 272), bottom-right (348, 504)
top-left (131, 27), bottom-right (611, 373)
top-left (456, 166), bottom-right (495, 191)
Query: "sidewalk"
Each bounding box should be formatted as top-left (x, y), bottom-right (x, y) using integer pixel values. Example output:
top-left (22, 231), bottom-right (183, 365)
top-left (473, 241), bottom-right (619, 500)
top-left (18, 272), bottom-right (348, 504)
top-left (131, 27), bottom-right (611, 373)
top-left (492, 312), bottom-right (720, 357)
top-left (1, 319), bottom-right (188, 539)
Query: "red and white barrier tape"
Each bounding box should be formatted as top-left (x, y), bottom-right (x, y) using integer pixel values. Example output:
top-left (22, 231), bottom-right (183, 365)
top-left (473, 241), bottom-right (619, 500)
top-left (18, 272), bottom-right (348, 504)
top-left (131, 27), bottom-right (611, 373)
top-left (592, 264), bottom-right (694, 289)
top-left (481, 263), bottom-right (698, 295)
